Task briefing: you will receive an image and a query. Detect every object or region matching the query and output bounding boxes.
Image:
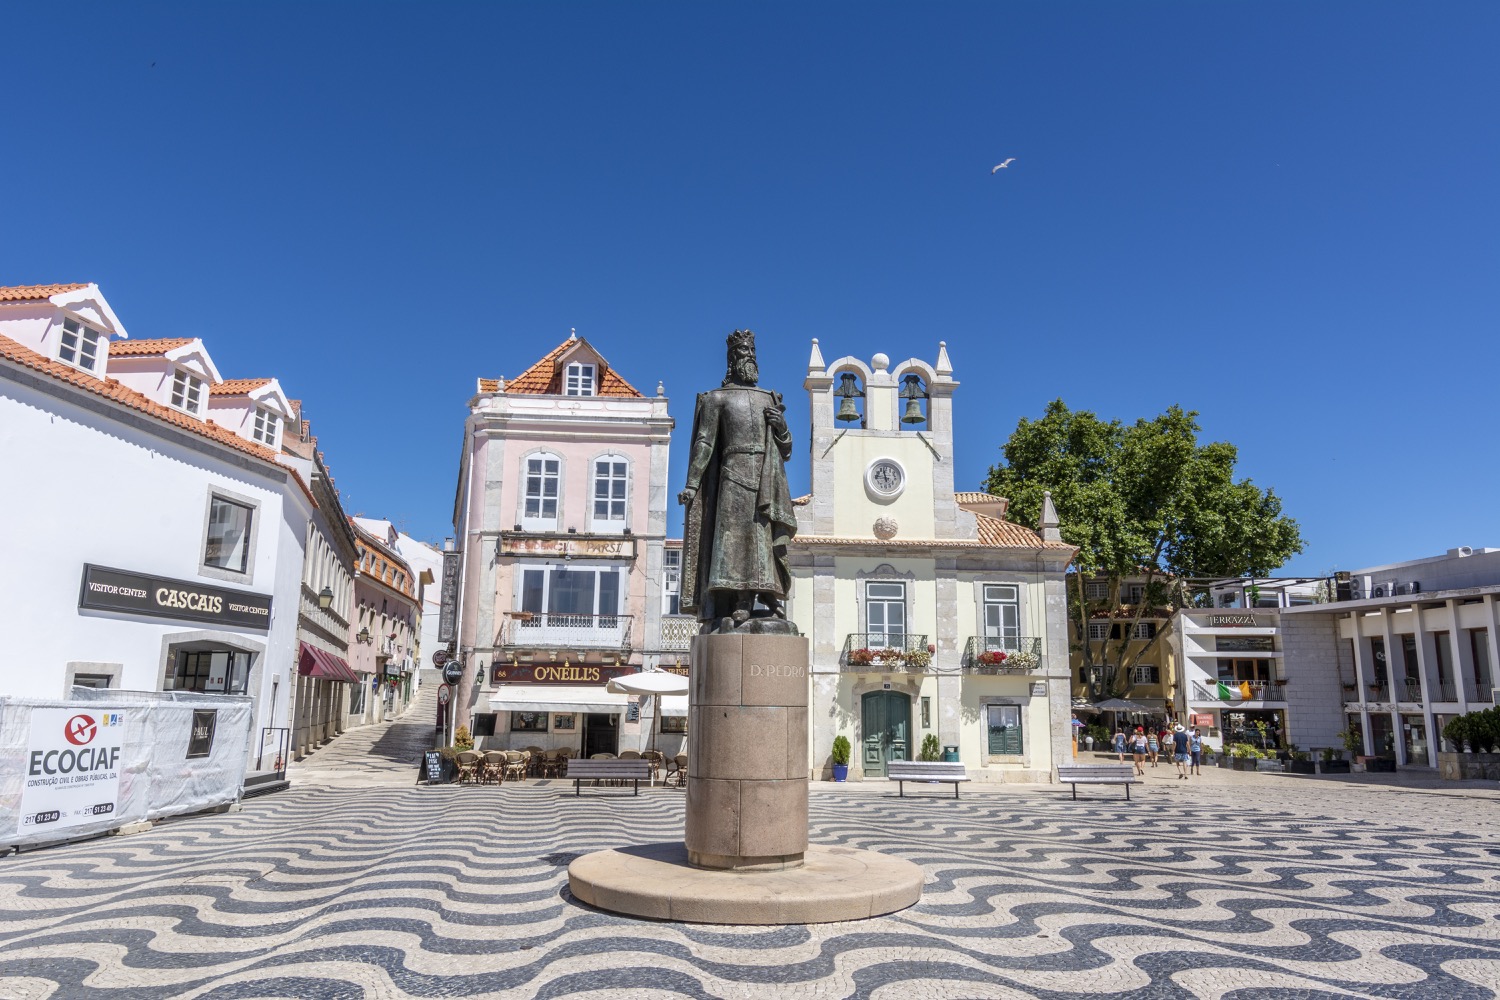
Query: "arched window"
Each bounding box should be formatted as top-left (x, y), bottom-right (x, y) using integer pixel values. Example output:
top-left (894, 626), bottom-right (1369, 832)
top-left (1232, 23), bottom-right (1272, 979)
top-left (521, 452), bottom-right (562, 531)
top-left (590, 455), bottom-right (629, 533)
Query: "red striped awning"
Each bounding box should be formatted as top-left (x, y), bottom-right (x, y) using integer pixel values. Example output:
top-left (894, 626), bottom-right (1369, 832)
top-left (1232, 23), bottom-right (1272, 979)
top-left (298, 642), bottom-right (358, 683)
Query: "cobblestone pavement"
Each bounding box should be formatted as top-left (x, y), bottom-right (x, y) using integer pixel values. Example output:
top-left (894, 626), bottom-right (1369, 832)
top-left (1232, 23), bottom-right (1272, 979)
top-left (3, 722), bottom-right (1499, 999)
top-left (289, 671), bottom-right (440, 785)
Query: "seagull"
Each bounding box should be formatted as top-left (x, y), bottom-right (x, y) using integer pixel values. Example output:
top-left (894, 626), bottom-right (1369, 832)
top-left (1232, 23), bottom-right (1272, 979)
top-left (991, 158), bottom-right (1015, 173)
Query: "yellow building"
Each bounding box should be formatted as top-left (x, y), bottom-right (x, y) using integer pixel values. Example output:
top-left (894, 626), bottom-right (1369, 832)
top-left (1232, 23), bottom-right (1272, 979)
top-left (788, 341), bottom-right (1076, 782)
top-left (1069, 573), bottom-right (1174, 718)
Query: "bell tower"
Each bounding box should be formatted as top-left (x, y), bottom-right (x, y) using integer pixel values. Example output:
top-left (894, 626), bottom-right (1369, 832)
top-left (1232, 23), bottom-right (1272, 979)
top-left (803, 340), bottom-right (960, 539)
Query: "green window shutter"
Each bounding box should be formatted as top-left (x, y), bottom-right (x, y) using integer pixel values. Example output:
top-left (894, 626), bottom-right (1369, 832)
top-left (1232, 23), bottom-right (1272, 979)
top-left (987, 709), bottom-right (1023, 754)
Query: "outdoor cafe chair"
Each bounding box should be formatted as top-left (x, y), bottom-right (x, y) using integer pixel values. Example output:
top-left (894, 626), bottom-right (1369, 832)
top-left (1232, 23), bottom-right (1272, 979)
top-left (480, 750), bottom-right (506, 785)
top-left (503, 751), bottom-right (528, 783)
top-left (671, 753), bottom-right (688, 787)
top-left (455, 750), bottom-right (482, 786)
top-left (589, 752), bottom-right (616, 785)
top-left (618, 750), bottom-right (642, 760)
top-left (641, 750), bottom-right (665, 784)
top-left (540, 750), bottom-right (563, 778)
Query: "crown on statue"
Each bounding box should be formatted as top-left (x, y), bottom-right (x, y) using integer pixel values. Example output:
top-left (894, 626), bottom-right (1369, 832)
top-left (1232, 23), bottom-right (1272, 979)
top-left (726, 329), bottom-right (756, 356)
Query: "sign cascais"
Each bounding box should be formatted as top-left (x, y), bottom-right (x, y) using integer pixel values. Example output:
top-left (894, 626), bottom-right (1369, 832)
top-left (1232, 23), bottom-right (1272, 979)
top-left (78, 564), bottom-right (272, 632)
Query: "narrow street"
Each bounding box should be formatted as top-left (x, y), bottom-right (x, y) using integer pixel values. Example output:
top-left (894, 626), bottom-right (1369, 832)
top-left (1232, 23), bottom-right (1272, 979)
top-left (291, 669), bottom-right (442, 786)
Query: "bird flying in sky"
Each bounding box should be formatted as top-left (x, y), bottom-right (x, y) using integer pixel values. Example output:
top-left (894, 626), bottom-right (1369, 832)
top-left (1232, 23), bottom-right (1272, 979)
top-left (991, 159), bottom-right (1015, 173)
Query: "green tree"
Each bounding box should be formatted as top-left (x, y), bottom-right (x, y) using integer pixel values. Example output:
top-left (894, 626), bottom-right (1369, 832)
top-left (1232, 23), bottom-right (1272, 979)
top-left (984, 400), bottom-right (1304, 700)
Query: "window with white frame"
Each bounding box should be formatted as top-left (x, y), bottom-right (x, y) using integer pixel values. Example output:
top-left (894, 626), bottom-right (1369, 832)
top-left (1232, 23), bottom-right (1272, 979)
top-left (564, 362), bottom-right (596, 396)
top-left (592, 458), bottom-right (628, 524)
top-left (662, 549), bottom-right (682, 615)
top-left (519, 566), bottom-right (622, 624)
top-left (57, 318), bottom-right (103, 372)
top-left (1084, 580), bottom-right (1108, 601)
top-left (865, 581), bottom-right (906, 647)
top-left (981, 583), bottom-right (1020, 652)
top-left (1133, 621), bottom-right (1157, 639)
top-left (204, 495), bottom-right (254, 574)
top-left (252, 407), bottom-right (279, 446)
top-left (1126, 583), bottom-right (1146, 604)
top-left (1087, 621), bottom-right (1110, 640)
top-left (522, 455), bottom-right (560, 528)
top-left (171, 370), bottom-right (204, 413)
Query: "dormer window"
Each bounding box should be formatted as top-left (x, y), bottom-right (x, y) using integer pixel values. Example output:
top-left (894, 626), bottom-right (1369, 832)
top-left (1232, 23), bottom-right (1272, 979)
top-left (57, 318), bottom-right (103, 372)
top-left (252, 407), bottom-right (279, 446)
top-left (564, 362), bottom-right (595, 396)
top-left (171, 370), bottom-right (204, 413)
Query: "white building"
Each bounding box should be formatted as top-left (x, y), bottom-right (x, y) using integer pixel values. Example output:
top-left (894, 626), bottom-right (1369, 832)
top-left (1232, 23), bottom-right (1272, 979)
top-left (1280, 547), bottom-right (1500, 766)
top-left (789, 342), bottom-right (1076, 782)
top-left (353, 517), bottom-right (441, 680)
top-left (0, 283), bottom-right (326, 770)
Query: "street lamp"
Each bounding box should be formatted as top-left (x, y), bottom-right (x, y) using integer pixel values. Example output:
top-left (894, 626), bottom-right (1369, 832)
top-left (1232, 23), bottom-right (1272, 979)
top-left (318, 586), bottom-right (334, 610)
top-left (357, 627), bottom-right (372, 644)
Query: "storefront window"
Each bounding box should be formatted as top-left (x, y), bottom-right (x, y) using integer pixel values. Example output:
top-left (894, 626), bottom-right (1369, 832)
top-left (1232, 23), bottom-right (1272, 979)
top-left (510, 711), bottom-right (548, 732)
top-left (170, 649), bottom-right (250, 695)
top-left (661, 715), bottom-right (688, 734)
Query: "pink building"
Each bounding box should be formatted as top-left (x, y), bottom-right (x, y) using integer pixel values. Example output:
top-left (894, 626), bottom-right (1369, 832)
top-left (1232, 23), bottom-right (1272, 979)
top-left (452, 333), bottom-right (675, 754)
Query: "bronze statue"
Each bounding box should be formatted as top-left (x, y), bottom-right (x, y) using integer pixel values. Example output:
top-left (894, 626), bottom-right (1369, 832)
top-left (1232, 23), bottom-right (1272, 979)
top-left (678, 330), bottom-right (798, 633)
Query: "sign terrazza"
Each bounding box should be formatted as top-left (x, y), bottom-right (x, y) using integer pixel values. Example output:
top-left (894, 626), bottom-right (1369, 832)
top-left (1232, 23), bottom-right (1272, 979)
top-left (498, 534), bottom-right (637, 560)
top-left (1207, 613), bottom-right (1258, 628)
top-left (78, 565), bottom-right (272, 632)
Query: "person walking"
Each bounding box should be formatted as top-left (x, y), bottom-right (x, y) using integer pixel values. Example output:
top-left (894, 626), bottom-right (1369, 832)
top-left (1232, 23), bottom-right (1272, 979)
top-left (1171, 723), bottom-right (1191, 779)
top-left (1147, 729), bottom-right (1160, 767)
top-left (1189, 728), bottom-right (1204, 775)
top-left (1113, 727), bottom-right (1127, 762)
top-left (1131, 727), bottom-right (1147, 776)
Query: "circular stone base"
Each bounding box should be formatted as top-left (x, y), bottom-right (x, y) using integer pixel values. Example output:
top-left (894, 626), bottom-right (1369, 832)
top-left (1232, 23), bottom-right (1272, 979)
top-left (568, 842), bottom-right (923, 924)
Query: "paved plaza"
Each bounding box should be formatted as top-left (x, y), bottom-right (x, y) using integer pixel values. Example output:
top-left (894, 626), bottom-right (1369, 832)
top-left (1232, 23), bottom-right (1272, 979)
top-left (3, 696), bottom-right (1499, 1000)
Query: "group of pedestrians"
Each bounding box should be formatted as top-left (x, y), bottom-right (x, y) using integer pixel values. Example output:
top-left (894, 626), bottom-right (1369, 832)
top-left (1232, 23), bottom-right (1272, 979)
top-left (1112, 723), bottom-right (1203, 779)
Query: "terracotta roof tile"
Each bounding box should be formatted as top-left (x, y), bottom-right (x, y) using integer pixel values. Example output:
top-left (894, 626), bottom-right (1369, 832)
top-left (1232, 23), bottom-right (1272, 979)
top-left (955, 491), bottom-right (1004, 505)
top-left (501, 337), bottom-right (643, 398)
top-left (109, 337), bottom-right (194, 357)
top-left (210, 378), bottom-right (273, 396)
top-left (0, 283), bottom-right (90, 302)
top-left (791, 494), bottom-right (812, 506)
top-left (476, 378), bottom-right (501, 393)
top-left (791, 512), bottom-right (1072, 552)
top-left (0, 333), bottom-right (318, 509)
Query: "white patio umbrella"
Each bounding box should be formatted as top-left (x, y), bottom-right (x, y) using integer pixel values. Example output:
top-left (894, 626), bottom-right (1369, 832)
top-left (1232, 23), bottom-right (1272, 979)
top-left (606, 670), bottom-right (690, 752)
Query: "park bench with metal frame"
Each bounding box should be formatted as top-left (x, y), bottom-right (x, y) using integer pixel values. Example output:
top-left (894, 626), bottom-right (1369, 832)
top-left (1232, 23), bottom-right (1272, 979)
top-left (886, 760), bottom-right (970, 799)
top-left (1057, 762), bottom-right (1139, 800)
top-left (568, 758), bottom-right (653, 796)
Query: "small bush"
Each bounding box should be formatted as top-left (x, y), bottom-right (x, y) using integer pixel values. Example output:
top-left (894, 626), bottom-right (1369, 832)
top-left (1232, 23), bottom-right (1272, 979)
top-left (831, 735), bottom-right (852, 766)
top-left (453, 725), bottom-right (474, 751)
top-left (919, 734), bottom-right (942, 761)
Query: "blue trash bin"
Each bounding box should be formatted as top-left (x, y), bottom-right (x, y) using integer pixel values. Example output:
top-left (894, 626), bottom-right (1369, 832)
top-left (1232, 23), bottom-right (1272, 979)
top-left (942, 745), bottom-right (959, 762)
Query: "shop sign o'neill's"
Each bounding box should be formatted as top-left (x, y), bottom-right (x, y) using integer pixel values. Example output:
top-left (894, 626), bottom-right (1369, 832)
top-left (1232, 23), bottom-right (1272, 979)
top-left (492, 663), bottom-right (636, 684)
top-left (78, 564), bottom-right (273, 632)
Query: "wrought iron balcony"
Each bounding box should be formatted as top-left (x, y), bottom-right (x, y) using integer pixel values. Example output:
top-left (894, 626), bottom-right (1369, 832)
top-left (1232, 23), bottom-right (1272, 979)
top-left (498, 612), bottom-right (632, 651)
top-left (1191, 680), bottom-right (1286, 702)
top-left (961, 636), bottom-right (1042, 674)
top-left (1436, 682), bottom-right (1458, 702)
top-left (660, 615), bottom-right (698, 651)
top-left (841, 633), bottom-right (931, 671)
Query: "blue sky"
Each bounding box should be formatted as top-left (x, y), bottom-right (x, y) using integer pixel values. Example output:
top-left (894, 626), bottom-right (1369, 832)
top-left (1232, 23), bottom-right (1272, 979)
top-left (4, 3), bottom-right (1496, 576)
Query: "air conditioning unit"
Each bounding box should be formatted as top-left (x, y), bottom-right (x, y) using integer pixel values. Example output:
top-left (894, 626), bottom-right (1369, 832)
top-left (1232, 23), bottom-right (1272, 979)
top-left (1348, 579), bottom-right (1363, 600)
top-left (1372, 584), bottom-right (1387, 598)
top-left (1395, 583), bottom-right (1412, 596)
top-left (1410, 580), bottom-right (1420, 594)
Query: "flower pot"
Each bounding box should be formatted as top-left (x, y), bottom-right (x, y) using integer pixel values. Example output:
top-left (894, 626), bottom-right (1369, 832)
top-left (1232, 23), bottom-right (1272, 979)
top-left (1319, 760), bottom-right (1350, 774)
top-left (832, 764), bottom-right (849, 782)
top-left (1285, 760), bottom-right (1316, 775)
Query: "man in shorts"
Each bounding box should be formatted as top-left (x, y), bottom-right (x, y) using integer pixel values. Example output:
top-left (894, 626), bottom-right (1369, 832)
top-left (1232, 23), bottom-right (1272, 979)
top-left (1172, 723), bottom-right (1191, 779)
top-left (1189, 728), bottom-right (1203, 775)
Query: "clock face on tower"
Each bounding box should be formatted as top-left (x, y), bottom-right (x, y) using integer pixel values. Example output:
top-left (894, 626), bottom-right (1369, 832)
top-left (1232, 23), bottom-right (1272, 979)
top-left (866, 459), bottom-right (905, 499)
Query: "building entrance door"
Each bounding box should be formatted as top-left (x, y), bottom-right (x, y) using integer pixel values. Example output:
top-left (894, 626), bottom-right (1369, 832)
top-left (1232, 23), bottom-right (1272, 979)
top-left (1400, 714), bottom-right (1429, 766)
top-left (860, 691), bottom-right (911, 777)
top-left (583, 713), bottom-right (618, 758)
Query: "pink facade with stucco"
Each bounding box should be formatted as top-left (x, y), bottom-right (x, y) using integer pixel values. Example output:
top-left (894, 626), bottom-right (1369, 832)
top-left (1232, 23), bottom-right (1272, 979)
top-left (451, 335), bottom-right (676, 754)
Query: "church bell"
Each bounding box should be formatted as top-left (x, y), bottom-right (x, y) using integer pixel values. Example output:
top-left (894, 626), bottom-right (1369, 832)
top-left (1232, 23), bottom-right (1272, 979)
top-left (898, 373), bottom-right (927, 425)
top-left (834, 372), bottom-right (863, 423)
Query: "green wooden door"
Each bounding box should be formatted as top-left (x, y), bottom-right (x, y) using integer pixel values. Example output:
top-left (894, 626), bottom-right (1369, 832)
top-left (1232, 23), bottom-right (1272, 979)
top-left (860, 691), bottom-right (911, 777)
top-left (986, 703), bottom-right (1023, 755)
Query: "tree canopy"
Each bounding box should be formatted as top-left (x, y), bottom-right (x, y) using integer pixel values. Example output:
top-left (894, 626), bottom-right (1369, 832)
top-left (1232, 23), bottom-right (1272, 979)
top-left (984, 399), bottom-right (1305, 696)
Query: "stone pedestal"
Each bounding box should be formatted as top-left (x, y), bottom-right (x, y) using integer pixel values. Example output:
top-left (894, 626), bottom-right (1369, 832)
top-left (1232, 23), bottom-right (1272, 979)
top-left (685, 632), bottom-right (808, 870)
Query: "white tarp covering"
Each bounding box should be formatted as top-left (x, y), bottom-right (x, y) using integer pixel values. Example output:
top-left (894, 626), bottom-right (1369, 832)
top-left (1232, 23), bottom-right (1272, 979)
top-left (0, 690), bottom-right (252, 848)
top-left (606, 671), bottom-right (689, 696)
top-left (488, 685), bottom-right (629, 714)
top-left (659, 695), bottom-right (688, 717)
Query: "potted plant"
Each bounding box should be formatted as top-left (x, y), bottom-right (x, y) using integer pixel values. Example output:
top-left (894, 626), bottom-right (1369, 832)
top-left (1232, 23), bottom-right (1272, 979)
top-left (1319, 746), bottom-right (1350, 774)
top-left (919, 734), bottom-right (941, 761)
top-left (831, 735), bottom-right (851, 781)
top-left (1006, 649), bottom-right (1039, 671)
top-left (903, 648), bottom-right (933, 669)
top-left (873, 647), bottom-right (905, 666)
top-left (848, 648), bottom-right (875, 666)
top-left (1285, 747), bottom-right (1316, 775)
top-left (977, 650), bottom-right (1008, 672)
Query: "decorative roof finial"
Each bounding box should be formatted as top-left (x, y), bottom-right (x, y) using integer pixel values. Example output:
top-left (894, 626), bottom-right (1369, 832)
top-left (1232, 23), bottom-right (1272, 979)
top-left (1039, 490), bottom-right (1061, 543)
top-left (807, 337), bottom-right (825, 375)
top-left (568, 327), bottom-right (577, 341)
top-left (656, 380), bottom-right (665, 397)
top-left (935, 340), bottom-right (953, 377)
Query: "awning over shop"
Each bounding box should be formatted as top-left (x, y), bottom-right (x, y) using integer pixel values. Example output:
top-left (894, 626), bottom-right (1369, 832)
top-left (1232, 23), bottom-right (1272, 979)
top-left (298, 642), bottom-right (358, 683)
top-left (488, 685), bottom-right (630, 715)
top-left (659, 695), bottom-right (688, 717)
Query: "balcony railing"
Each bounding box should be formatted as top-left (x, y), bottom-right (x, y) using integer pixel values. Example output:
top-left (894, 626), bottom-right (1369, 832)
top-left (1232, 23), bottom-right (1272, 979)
top-left (961, 636), bottom-right (1042, 674)
top-left (1398, 681), bottom-right (1424, 703)
top-left (841, 633), bottom-right (931, 671)
top-left (1436, 682), bottom-right (1458, 702)
top-left (1478, 683), bottom-right (1494, 702)
top-left (660, 615), bottom-right (698, 651)
top-left (499, 613), bottom-right (632, 651)
top-left (1191, 681), bottom-right (1286, 702)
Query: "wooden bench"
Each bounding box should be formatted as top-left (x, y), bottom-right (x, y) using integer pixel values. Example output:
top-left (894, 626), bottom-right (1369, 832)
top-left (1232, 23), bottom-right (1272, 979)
top-left (1057, 763), bottom-right (1139, 800)
top-left (568, 758), bottom-right (653, 796)
top-left (886, 761), bottom-right (970, 799)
